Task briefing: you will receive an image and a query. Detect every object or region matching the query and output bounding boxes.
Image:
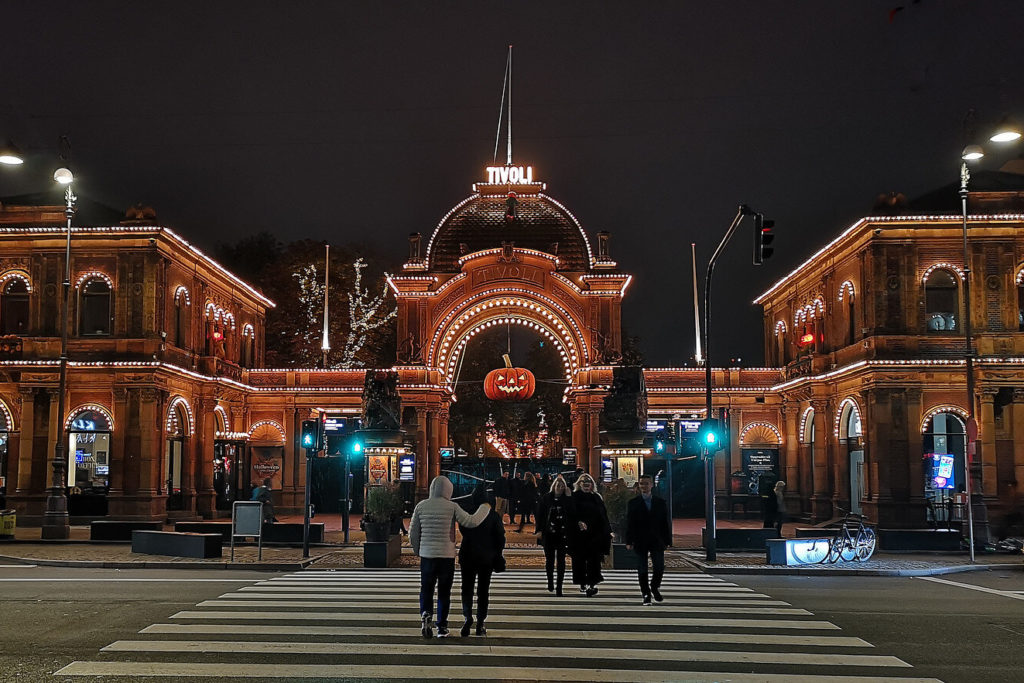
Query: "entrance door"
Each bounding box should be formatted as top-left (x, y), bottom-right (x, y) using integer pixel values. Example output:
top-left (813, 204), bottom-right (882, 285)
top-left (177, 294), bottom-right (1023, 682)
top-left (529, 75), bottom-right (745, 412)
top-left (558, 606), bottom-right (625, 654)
top-left (849, 449), bottom-right (864, 515)
top-left (165, 439), bottom-right (183, 511)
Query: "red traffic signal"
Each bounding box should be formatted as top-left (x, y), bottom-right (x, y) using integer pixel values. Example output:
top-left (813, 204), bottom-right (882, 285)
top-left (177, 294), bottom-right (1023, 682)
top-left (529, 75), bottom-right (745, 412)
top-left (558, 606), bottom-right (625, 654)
top-left (753, 214), bottom-right (775, 265)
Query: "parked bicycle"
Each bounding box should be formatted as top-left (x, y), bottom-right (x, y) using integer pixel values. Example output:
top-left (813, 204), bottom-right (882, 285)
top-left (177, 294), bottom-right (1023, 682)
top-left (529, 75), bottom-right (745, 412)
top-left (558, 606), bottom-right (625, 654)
top-left (821, 508), bottom-right (876, 563)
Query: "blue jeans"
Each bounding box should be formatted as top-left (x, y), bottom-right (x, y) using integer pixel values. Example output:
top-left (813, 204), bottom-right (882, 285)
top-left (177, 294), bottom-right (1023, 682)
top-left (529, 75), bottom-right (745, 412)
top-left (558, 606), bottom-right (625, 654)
top-left (420, 557), bottom-right (456, 627)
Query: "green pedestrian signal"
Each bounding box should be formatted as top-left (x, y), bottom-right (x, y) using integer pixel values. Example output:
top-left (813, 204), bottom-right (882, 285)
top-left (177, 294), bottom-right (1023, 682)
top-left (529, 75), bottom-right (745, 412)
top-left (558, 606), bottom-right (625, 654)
top-left (300, 420), bottom-right (318, 449)
top-left (699, 418), bottom-right (724, 452)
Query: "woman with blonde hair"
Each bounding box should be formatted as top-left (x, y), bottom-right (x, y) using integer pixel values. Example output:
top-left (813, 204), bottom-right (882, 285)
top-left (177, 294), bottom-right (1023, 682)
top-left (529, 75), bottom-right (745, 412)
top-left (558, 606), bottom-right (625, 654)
top-left (536, 475), bottom-right (575, 596)
top-left (569, 473), bottom-right (611, 597)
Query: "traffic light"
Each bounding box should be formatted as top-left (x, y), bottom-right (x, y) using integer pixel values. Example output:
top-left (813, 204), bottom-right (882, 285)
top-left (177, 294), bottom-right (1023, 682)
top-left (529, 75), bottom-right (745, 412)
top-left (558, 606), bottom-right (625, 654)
top-left (655, 439), bottom-right (665, 454)
top-left (753, 213), bottom-right (775, 265)
top-left (698, 418), bottom-right (724, 452)
top-left (300, 420), bottom-right (318, 450)
top-left (349, 438), bottom-right (363, 456)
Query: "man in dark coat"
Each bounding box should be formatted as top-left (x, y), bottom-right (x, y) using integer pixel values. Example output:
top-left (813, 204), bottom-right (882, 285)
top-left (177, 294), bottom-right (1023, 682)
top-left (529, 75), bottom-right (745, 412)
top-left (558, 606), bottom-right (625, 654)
top-left (625, 474), bottom-right (672, 605)
top-left (493, 470), bottom-right (511, 524)
top-left (510, 471), bottom-right (524, 526)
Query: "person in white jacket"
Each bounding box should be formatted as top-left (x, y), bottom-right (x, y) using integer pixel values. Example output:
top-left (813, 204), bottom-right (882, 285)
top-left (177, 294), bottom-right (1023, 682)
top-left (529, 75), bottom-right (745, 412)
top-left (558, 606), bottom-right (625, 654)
top-left (410, 475), bottom-right (491, 638)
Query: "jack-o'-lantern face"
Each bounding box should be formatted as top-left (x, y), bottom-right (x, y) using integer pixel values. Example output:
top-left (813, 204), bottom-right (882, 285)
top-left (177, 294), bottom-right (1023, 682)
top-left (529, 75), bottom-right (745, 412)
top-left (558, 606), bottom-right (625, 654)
top-left (484, 356), bottom-right (536, 401)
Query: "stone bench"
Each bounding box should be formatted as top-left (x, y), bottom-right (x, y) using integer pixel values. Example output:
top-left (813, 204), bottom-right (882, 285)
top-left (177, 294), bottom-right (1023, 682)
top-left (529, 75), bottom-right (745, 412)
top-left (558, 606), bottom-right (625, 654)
top-left (131, 530), bottom-right (222, 558)
top-left (878, 528), bottom-right (961, 551)
top-left (174, 521), bottom-right (324, 544)
top-left (702, 527), bottom-right (780, 551)
top-left (90, 520), bottom-right (163, 541)
top-left (794, 527), bottom-right (840, 539)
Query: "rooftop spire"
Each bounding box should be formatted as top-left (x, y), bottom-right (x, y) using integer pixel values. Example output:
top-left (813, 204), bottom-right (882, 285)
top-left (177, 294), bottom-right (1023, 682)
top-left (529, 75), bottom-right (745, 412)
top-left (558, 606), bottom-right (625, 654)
top-left (492, 45), bottom-right (513, 166)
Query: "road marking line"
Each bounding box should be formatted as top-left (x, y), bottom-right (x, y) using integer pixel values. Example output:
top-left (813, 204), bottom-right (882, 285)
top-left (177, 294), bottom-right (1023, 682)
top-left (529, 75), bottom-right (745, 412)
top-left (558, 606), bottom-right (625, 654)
top-left (0, 581), bottom-right (260, 585)
top-left (221, 592), bottom-right (791, 606)
top-left (195, 599), bottom-right (810, 615)
top-left (916, 576), bottom-right (1024, 601)
top-left (169, 610), bottom-right (838, 629)
top-left (53, 662), bottom-right (943, 681)
top-left (243, 588), bottom-right (769, 598)
top-left (0, 564), bottom-right (37, 568)
top-left (140, 622), bottom-right (871, 646)
top-left (99, 639), bottom-right (909, 667)
top-left (262, 581), bottom-right (755, 592)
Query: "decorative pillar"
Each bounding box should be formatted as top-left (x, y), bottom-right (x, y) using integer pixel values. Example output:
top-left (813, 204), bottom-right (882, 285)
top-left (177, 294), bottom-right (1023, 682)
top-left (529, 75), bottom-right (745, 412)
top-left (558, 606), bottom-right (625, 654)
top-left (14, 389), bottom-right (36, 496)
top-left (570, 407), bottom-right (585, 459)
top-left (979, 388), bottom-right (998, 498)
top-left (586, 408), bottom-right (601, 477)
top-left (1013, 390), bottom-right (1024, 510)
top-left (811, 399), bottom-right (831, 521)
top-left (107, 387), bottom-right (129, 515)
top-left (905, 390), bottom-right (925, 508)
top-left (415, 408), bottom-right (428, 499)
top-left (437, 407), bottom-right (450, 451)
top-left (194, 397), bottom-right (217, 518)
top-left (782, 401), bottom-right (799, 494)
top-left (428, 409), bottom-right (441, 482)
top-left (138, 388), bottom-right (162, 518)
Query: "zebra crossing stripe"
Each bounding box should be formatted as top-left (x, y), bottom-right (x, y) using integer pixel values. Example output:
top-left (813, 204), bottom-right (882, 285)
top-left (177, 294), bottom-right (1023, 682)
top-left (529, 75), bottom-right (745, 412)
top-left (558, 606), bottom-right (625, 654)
top-left (220, 593), bottom-right (791, 606)
top-left (196, 599), bottom-right (810, 615)
top-left (100, 639), bottom-right (910, 667)
top-left (53, 661), bottom-right (943, 681)
top-left (168, 610), bottom-right (838, 629)
top-left (139, 622), bottom-right (873, 647)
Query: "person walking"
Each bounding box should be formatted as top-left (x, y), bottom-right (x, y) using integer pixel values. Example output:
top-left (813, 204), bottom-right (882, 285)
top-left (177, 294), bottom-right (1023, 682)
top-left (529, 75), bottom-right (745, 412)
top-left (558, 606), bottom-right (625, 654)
top-left (625, 473), bottom-right (672, 605)
top-left (569, 473), bottom-right (611, 597)
top-left (510, 471), bottom-right (524, 527)
top-left (536, 474), bottom-right (574, 596)
top-left (252, 477), bottom-right (277, 523)
top-left (516, 472), bottom-right (539, 532)
top-left (410, 475), bottom-right (491, 639)
top-left (493, 470), bottom-right (511, 524)
top-left (458, 483), bottom-right (505, 637)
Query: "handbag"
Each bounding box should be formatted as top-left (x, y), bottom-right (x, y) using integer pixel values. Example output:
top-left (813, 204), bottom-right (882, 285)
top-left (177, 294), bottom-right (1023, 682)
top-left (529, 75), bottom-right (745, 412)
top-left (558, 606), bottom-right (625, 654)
top-left (492, 555), bottom-right (506, 574)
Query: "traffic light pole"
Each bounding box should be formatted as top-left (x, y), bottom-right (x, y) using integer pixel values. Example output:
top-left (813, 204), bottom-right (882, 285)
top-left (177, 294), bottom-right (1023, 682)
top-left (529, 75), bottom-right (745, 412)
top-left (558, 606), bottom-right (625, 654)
top-left (302, 446), bottom-right (313, 559)
top-left (342, 454), bottom-right (351, 545)
top-left (703, 204), bottom-right (753, 562)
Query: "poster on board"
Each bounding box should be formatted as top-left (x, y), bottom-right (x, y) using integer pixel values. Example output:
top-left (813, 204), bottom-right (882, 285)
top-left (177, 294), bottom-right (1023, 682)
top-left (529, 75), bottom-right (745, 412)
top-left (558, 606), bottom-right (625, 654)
top-left (367, 455), bottom-right (390, 486)
top-left (617, 457), bottom-right (640, 486)
top-left (250, 447), bottom-right (283, 489)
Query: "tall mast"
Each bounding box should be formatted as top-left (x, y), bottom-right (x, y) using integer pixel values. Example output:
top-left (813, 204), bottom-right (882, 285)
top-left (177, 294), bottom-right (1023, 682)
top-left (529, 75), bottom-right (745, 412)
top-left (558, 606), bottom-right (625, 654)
top-left (321, 243), bottom-right (330, 368)
top-left (692, 242), bottom-right (703, 365)
top-left (506, 45), bottom-right (513, 165)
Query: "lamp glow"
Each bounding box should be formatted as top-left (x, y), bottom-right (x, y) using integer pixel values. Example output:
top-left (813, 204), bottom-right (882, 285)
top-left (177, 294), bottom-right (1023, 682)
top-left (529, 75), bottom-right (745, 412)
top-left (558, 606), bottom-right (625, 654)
top-left (961, 145), bottom-right (984, 161)
top-left (0, 140), bottom-right (23, 165)
top-left (989, 117), bottom-right (1022, 143)
top-left (53, 167), bottom-right (74, 184)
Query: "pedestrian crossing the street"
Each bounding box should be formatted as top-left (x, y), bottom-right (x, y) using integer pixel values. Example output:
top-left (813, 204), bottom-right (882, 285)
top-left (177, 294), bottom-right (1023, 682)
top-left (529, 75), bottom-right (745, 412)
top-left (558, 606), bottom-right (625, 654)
top-left (56, 569), bottom-right (939, 681)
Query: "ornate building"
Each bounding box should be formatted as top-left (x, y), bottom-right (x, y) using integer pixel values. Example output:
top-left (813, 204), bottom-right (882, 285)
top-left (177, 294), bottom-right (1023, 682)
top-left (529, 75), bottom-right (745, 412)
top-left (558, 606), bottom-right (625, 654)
top-left (2, 167), bottom-right (1022, 534)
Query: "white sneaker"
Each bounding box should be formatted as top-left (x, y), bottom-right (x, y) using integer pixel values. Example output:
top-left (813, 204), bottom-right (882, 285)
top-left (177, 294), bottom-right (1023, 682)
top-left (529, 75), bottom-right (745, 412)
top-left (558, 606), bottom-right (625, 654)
top-left (420, 612), bottom-right (433, 639)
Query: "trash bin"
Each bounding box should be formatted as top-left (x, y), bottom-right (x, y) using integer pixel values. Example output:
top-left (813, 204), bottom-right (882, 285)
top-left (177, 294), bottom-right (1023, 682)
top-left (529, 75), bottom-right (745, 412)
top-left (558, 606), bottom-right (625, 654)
top-left (0, 510), bottom-right (15, 539)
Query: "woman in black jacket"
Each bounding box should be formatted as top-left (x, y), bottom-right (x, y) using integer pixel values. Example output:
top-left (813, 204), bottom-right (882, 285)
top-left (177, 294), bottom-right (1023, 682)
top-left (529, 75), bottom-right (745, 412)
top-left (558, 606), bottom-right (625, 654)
top-left (458, 484), bottom-right (505, 637)
top-left (536, 475), bottom-right (574, 596)
top-left (569, 473), bottom-right (611, 597)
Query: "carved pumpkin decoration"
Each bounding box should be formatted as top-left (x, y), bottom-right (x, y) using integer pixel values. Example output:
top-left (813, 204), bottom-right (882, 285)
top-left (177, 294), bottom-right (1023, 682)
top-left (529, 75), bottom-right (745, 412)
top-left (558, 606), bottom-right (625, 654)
top-left (484, 354), bottom-right (535, 401)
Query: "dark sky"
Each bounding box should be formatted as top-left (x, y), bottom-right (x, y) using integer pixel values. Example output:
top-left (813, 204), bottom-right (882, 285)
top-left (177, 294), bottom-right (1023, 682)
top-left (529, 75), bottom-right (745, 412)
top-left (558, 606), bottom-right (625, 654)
top-left (3, 1), bottom-right (1023, 367)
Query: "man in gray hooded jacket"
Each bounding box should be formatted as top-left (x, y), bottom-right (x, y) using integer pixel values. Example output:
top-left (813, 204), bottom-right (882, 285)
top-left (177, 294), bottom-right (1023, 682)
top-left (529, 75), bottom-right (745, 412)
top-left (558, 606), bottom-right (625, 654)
top-left (410, 475), bottom-right (491, 638)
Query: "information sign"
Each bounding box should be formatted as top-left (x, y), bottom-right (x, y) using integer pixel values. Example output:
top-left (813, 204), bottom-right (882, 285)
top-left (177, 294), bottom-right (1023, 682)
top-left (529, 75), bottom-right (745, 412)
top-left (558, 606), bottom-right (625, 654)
top-left (439, 447), bottom-right (455, 461)
top-left (398, 455), bottom-right (415, 482)
top-left (562, 447), bottom-right (577, 466)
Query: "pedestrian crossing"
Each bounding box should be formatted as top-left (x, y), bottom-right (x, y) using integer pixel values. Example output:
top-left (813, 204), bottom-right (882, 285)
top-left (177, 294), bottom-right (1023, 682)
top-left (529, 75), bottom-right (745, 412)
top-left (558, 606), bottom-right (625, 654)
top-left (56, 569), bottom-right (940, 681)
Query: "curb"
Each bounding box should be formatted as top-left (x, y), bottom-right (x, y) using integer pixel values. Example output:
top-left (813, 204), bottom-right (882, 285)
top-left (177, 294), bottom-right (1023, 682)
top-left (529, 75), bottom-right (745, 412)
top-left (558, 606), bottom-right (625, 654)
top-left (0, 553), bottom-right (317, 571)
top-left (687, 561), bottom-right (1008, 577)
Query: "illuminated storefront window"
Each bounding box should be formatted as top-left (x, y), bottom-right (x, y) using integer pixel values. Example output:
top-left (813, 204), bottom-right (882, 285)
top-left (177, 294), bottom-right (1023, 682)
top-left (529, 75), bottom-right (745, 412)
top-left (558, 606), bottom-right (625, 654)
top-left (67, 407), bottom-right (112, 516)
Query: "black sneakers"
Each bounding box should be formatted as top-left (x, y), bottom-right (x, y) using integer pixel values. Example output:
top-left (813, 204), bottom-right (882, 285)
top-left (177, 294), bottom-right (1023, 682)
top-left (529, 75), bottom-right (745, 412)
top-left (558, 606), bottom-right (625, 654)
top-left (436, 626), bottom-right (451, 638)
top-left (475, 624), bottom-right (487, 636)
top-left (585, 585), bottom-right (599, 597)
top-left (420, 612), bottom-right (433, 639)
top-left (460, 618), bottom-right (473, 638)
top-left (642, 594), bottom-right (652, 606)
top-left (651, 587), bottom-right (664, 603)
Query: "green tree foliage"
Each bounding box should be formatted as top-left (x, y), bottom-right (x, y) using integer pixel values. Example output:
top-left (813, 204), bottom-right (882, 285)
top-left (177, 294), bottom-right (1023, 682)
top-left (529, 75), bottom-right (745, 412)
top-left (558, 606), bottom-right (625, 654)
top-left (214, 233), bottom-right (396, 368)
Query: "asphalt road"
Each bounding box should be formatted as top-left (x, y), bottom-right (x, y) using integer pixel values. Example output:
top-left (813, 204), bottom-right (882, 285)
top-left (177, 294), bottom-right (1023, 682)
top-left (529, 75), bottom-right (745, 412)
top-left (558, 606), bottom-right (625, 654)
top-left (727, 568), bottom-right (1024, 683)
top-left (0, 563), bottom-right (1020, 682)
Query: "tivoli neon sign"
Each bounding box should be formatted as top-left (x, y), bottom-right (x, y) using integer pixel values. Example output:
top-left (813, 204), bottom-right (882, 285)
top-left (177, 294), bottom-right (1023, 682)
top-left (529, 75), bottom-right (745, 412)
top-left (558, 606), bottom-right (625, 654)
top-left (485, 165), bottom-right (535, 184)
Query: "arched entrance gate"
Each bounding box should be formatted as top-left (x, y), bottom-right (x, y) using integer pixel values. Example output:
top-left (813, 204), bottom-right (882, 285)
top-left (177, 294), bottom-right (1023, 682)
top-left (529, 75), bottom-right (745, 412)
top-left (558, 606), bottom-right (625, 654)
top-left (388, 168), bottom-right (631, 492)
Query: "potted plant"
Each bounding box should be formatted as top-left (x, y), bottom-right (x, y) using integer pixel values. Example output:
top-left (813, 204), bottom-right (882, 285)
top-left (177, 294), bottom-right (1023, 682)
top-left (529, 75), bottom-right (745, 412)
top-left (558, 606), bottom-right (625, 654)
top-left (601, 478), bottom-right (640, 569)
top-left (363, 483), bottom-right (404, 543)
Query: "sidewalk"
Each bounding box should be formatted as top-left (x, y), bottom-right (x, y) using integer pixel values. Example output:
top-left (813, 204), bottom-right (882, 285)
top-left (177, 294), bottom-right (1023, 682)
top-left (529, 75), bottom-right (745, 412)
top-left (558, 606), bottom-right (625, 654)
top-left (1, 516), bottom-right (1020, 575)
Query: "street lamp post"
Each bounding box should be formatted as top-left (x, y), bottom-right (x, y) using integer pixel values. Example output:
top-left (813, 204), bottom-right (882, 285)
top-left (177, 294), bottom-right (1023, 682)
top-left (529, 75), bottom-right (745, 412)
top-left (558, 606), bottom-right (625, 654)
top-left (957, 116), bottom-right (1020, 561)
top-left (41, 167), bottom-right (75, 539)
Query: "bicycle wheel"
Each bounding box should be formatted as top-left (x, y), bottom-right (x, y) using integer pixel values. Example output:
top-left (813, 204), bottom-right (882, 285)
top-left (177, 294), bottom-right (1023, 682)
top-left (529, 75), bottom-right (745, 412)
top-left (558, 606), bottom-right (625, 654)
top-left (855, 527), bottom-right (877, 561)
top-left (839, 532), bottom-right (858, 562)
top-left (825, 537), bottom-right (843, 563)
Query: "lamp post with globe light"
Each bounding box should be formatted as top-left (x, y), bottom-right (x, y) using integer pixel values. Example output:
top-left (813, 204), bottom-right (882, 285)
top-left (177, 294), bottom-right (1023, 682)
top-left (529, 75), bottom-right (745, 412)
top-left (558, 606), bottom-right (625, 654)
top-left (40, 166), bottom-right (75, 539)
top-left (957, 115), bottom-right (1020, 562)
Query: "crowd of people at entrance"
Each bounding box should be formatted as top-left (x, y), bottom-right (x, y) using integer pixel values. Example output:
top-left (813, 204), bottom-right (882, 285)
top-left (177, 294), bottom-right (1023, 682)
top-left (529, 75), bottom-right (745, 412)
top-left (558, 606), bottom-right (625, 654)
top-left (410, 468), bottom-right (673, 638)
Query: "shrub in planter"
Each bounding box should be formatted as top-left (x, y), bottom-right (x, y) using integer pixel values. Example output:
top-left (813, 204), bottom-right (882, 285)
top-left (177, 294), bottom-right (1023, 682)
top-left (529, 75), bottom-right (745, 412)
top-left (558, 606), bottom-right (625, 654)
top-left (601, 479), bottom-right (634, 544)
top-left (364, 483), bottom-right (404, 542)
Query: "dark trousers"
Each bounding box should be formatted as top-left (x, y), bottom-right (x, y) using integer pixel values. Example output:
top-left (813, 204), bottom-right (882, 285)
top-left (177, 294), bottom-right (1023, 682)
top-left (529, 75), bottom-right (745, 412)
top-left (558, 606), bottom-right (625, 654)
top-left (635, 546), bottom-right (665, 596)
top-left (571, 552), bottom-right (603, 586)
top-left (544, 543), bottom-right (566, 588)
top-left (517, 502), bottom-right (535, 529)
top-left (420, 557), bottom-right (456, 626)
top-left (460, 562), bottom-right (493, 623)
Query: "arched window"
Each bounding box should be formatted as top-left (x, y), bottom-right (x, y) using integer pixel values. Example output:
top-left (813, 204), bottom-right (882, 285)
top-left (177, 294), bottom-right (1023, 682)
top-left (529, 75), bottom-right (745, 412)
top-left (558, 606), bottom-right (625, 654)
top-left (1, 277), bottom-right (30, 335)
top-left (774, 321), bottom-right (787, 366)
top-left (173, 287), bottom-right (191, 348)
top-left (0, 401), bottom-right (11, 501)
top-left (925, 269), bottom-right (958, 332)
top-left (922, 411), bottom-right (966, 524)
top-left (1017, 271), bottom-right (1024, 331)
top-left (66, 406), bottom-right (113, 515)
top-left (241, 324), bottom-right (255, 368)
top-left (78, 277), bottom-right (112, 336)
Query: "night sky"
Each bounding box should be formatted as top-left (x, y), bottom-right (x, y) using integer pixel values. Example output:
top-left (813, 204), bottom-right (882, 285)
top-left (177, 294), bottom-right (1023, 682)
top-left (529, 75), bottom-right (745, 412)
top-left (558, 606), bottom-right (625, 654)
top-left (3, 2), bottom-right (1023, 367)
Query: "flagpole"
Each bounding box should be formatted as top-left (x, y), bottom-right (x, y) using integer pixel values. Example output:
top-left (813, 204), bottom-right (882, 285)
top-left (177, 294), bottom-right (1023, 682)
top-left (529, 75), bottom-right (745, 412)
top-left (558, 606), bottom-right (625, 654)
top-left (321, 243), bottom-right (330, 368)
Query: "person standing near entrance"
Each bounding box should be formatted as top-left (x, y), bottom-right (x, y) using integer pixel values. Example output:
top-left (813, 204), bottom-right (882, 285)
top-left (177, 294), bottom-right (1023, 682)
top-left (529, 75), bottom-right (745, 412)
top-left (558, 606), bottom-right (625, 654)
top-left (771, 480), bottom-right (788, 536)
top-left (410, 475), bottom-right (491, 638)
top-left (516, 472), bottom-right (539, 532)
top-left (493, 470), bottom-right (511, 525)
top-left (625, 474), bottom-right (671, 605)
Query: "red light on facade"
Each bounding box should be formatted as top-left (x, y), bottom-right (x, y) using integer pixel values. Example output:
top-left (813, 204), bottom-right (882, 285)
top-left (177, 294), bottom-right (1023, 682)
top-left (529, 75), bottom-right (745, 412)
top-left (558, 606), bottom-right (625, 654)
top-left (798, 332), bottom-right (814, 346)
